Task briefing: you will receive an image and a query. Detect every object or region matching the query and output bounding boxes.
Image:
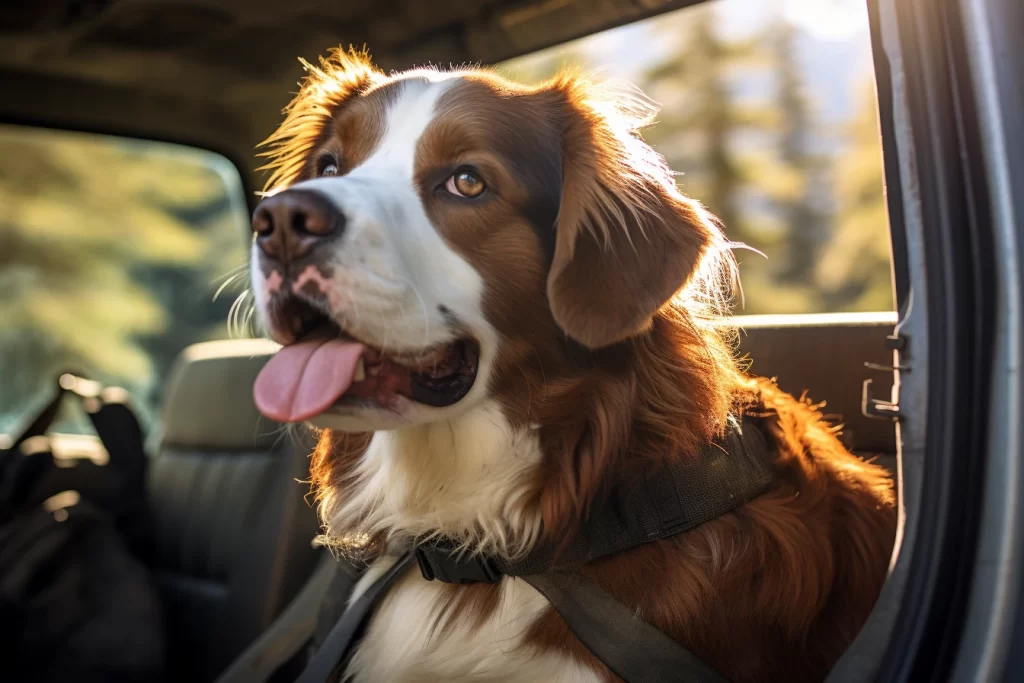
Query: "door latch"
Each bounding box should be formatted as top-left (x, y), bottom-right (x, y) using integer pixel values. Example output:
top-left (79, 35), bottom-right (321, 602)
top-left (861, 334), bottom-right (906, 420)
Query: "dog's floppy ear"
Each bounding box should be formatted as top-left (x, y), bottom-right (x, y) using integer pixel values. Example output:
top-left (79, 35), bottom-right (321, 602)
top-left (546, 77), bottom-right (719, 349)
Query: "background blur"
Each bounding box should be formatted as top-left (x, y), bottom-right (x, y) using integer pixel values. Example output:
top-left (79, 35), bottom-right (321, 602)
top-left (503, 0), bottom-right (890, 315)
top-left (0, 132), bottom-right (249, 434)
top-left (0, 0), bottom-right (889, 435)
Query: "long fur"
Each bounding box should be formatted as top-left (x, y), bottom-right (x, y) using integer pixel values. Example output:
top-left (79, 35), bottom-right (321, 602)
top-left (254, 47), bottom-right (896, 683)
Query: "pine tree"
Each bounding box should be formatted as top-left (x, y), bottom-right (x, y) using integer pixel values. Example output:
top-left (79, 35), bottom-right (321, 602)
top-left (767, 18), bottom-right (830, 287)
top-left (639, 5), bottom-right (830, 313)
top-left (639, 4), bottom-right (764, 245)
top-left (817, 83), bottom-right (893, 311)
top-left (499, 6), bottom-right (856, 314)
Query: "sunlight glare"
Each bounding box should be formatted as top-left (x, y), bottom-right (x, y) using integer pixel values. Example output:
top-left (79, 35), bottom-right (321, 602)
top-left (780, 0), bottom-right (869, 41)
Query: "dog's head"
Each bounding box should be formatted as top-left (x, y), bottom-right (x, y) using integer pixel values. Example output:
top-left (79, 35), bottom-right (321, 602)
top-left (250, 48), bottom-right (730, 438)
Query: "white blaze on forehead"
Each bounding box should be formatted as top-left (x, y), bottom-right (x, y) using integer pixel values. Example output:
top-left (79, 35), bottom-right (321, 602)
top-left (252, 73), bottom-right (500, 430)
top-left (352, 76), bottom-right (453, 178)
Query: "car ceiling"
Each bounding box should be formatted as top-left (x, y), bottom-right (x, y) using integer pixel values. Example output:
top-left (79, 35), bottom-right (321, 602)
top-left (0, 0), bottom-right (696, 200)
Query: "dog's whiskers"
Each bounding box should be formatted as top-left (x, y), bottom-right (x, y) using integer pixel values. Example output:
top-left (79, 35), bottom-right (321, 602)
top-left (227, 290), bottom-right (255, 339)
top-left (212, 265), bottom-right (250, 302)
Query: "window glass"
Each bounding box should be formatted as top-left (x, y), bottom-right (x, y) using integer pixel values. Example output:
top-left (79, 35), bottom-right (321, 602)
top-left (0, 126), bottom-right (249, 435)
top-left (502, 0), bottom-right (891, 314)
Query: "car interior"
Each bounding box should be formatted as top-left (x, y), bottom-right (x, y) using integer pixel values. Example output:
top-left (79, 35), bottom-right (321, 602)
top-left (15, 324), bottom-right (902, 681)
top-left (8, 0), bottom-right (1022, 681)
top-left (146, 340), bottom-right (321, 682)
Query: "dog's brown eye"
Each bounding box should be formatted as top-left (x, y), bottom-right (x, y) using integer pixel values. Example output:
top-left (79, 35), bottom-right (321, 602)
top-left (317, 154), bottom-right (339, 178)
top-left (445, 169), bottom-right (486, 198)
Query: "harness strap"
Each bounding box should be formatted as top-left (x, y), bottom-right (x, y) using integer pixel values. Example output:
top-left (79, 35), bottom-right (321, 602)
top-left (523, 572), bottom-right (731, 683)
top-left (286, 414), bottom-right (772, 683)
top-left (416, 414), bottom-right (773, 583)
top-left (291, 561), bottom-right (733, 683)
top-left (296, 552), bottom-right (417, 683)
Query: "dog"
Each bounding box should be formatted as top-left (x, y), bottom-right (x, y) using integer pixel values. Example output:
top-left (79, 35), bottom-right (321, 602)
top-left (248, 47), bottom-right (896, 683)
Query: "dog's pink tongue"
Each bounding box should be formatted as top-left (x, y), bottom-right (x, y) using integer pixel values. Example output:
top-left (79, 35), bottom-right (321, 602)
top-left (254, 338), bottom-right (365, 423)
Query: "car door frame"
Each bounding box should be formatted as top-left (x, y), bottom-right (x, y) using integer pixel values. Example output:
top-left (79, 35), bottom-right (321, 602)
top-left (828, 0), bottom-right (1023, 680)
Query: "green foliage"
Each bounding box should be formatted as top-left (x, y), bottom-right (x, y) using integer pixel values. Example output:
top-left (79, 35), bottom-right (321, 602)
top-left (641, 5), bottom-right (758, 241)
top-left (818, 86), bottom-right (894, 311)
top-left (502, 3), bottom-right (892, 316)
top-left (0, 126), bottom-right (248, 433)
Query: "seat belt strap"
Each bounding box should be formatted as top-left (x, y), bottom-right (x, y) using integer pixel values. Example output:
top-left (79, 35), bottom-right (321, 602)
top-left (1, 373), bottom-right (149, 482)
top-left (296, 551), bottom-right (416, 683)
top-left (86, 400), bottom-right (147, 479)
top-left (214, 552), bottom-right (340, 683)
top-left (289, 559), bottom-right (732, 683)
top-left (523, 572), bottom-right (731, 683)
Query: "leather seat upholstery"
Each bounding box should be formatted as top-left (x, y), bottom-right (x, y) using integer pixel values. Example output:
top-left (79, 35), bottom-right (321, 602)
top-left (145, 339), bottom-right (321, 682)
top-left (735, 312), bottom-right (898, 468)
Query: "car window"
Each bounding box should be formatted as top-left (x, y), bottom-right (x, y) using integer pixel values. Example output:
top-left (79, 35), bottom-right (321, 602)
top-left (502, 0), bottom-right (891, 315)
top-left (0, 126), bottom-right (249, 436)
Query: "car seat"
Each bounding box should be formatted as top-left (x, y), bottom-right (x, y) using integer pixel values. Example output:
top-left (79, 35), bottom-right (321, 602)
top-left (144, 339), bottom-right (322, 682)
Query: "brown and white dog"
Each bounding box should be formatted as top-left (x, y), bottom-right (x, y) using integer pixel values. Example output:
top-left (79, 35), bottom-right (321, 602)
top-left (248, 48), bottom-right (896, 683)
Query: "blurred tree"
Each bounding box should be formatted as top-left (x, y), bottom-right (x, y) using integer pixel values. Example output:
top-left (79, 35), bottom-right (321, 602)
top-left (639, 4), bottom-right (765, 245)
top-left (817, 83), bottom-right (893, 311)
top-left (496, 3), bottom-right (890, 315)
top-left (0, 127), bottom-right (248, 433)
top-left (639, 6), bottom-right (830, 313)
top-left (765, 17), bottom-right (831, 288)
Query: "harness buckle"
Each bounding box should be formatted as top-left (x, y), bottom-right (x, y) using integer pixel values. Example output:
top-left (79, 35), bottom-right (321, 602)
top-left (415, 544), bottom-right (503, 584)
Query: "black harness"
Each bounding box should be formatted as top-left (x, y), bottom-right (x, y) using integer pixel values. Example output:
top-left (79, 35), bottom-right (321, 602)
top-left (414, 413), bottom-right (773, 584)
top-left (217, 414), bottom-right (774, 683)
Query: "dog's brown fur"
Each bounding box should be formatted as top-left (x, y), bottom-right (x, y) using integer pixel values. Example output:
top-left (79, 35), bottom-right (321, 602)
top-left (269, 48), bottom-right (896, 682)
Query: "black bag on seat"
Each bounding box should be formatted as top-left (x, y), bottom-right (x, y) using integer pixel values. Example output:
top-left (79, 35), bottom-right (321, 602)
top-left (0, 374), bottom-right (164, 683)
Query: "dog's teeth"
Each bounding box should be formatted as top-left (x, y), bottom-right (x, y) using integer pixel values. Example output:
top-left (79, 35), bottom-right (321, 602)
top-left (354, 359), bottom-right (366, 382)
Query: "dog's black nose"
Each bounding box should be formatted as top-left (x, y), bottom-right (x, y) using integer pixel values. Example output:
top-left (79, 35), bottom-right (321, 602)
top-left (252, 189), bottom-right (345, 263)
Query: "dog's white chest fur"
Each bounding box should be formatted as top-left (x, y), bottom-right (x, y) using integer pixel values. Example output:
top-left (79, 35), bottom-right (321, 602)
top-left (320, 401), bottom-right (547, 557)
top-left (324, 401), bottom-right (601, 682)
top-left (344, 556), bottom-right (600, 683)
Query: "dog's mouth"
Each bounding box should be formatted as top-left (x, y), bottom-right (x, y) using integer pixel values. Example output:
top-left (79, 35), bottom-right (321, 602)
top-left (253, 298), bottom-right (480, 423)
